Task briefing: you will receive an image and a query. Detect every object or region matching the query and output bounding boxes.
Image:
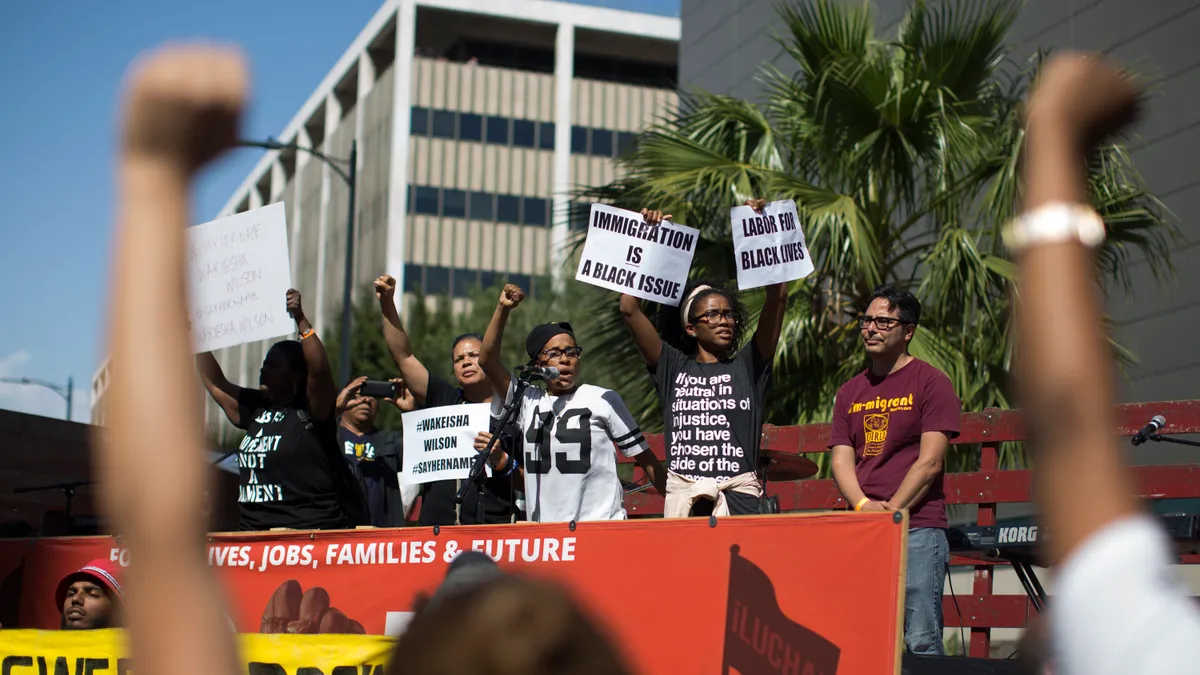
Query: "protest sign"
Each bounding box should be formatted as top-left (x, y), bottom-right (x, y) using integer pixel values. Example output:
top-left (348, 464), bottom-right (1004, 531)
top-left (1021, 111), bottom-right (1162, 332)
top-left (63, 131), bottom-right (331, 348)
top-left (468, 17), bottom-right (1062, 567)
top-left (187, 202), bottom-right (294, 353)
top-left (401, 403), bottom-right (492, 486)
top-left (574, 204), bottom-right (698, 306)
top-left (730, 199), bottom-right (814, 290)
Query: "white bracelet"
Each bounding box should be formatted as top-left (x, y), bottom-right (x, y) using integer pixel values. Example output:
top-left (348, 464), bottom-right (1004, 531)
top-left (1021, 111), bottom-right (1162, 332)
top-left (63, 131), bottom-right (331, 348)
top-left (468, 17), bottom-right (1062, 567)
top-left (1002, 202), bottom-right (1106, 252)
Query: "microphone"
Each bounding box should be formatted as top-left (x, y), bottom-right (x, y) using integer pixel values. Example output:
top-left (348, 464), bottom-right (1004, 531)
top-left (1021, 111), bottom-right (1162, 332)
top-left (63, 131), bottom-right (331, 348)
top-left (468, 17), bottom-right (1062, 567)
top-left (1131, 415), bottom-right (1166, 446)
top-left (515, 364), bottom-right (559, 381)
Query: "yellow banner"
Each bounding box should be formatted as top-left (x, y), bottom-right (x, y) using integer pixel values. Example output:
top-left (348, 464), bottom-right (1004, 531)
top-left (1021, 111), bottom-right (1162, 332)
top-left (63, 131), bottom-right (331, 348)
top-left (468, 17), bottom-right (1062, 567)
top-left (0, 630), bottom-right (396, 674)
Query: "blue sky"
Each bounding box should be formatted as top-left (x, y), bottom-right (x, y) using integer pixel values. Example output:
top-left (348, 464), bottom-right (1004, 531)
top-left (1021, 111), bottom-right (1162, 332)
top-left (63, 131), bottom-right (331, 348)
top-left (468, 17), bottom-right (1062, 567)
top-left (0, 0), bottom-right (677, 421)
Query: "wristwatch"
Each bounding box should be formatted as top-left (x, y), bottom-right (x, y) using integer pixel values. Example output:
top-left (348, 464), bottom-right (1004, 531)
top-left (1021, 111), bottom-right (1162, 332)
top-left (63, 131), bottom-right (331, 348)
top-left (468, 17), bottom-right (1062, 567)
top-left (1002, 202), bottom-right (1106, 252)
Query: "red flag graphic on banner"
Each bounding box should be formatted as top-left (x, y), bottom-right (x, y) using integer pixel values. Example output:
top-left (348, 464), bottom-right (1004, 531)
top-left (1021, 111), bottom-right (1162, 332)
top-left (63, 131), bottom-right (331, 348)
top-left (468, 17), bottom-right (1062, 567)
top-left (722, 545), bottom-right (841, 675)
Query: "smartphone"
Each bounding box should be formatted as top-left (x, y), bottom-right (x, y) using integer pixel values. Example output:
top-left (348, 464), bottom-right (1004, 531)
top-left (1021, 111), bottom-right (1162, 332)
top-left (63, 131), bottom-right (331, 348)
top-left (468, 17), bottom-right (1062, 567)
top-left (359, 380), bottom-right (397, 398)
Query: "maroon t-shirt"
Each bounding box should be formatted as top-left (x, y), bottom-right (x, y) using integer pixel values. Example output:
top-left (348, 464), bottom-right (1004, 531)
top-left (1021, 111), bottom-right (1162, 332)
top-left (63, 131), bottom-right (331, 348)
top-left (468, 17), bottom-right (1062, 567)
top-left (829, 358), bottom-right (960, 528)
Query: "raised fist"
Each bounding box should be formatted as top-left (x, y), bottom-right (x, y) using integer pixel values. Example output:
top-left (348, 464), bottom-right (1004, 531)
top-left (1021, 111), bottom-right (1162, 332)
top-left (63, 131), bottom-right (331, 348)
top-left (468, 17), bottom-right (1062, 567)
top-left (640, 208), bottom-right (673, 226)
top-left (1028, 52), bottom-right (1140, 145)
top-left (286, 289), bottom-right (305, 322)
top-left (499, 284), bottom-right (525, 309)
top-left (120, 45), bottom-right (247, 172)
top-left (374, 275), bottom-right (397, 303)
top-left (260, 580), bottom-right (365, 634)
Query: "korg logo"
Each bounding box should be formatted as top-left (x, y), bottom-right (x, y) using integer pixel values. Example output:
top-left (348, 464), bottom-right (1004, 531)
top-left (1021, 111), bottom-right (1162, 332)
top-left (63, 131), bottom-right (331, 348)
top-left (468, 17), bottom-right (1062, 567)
top-left (998, 526), bottom-right (1038, 544)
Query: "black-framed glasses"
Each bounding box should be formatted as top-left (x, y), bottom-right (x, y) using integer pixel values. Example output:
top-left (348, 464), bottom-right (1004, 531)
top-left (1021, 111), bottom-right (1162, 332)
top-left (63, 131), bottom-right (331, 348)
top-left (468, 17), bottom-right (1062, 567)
top-left (541, 346), bottom-right (583, 362)
top-left (858, 315), bottom-right (908, 331)
top-left (690, 309), bottom-right (737, 325)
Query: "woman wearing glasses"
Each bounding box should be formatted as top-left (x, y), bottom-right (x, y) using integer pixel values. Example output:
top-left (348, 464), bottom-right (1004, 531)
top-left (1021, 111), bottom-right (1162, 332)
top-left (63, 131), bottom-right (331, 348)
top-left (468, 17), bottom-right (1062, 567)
top-left (479, 284), bottom-right (666, 522)
top-left (619, 202), bottom-right (789, 518)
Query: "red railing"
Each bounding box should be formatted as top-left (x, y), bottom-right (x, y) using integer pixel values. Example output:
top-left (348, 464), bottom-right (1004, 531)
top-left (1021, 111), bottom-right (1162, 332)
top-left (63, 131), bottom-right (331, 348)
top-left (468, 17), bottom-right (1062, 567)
top-left (616, 400), bottom-right (1200, 658)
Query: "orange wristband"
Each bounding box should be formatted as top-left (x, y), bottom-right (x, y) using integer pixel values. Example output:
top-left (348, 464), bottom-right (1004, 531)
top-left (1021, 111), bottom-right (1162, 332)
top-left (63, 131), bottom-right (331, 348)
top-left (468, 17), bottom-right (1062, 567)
top-left (299, 328), bottom-right (315, 340)
top-left (854, 497), bottom-right (870, 511)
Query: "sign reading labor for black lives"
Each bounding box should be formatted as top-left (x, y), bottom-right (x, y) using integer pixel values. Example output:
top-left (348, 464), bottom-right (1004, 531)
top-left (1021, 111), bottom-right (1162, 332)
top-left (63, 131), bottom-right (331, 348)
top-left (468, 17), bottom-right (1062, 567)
top-left (187, 202), bottom-right (294, 353)
top-left (575, 204), bottom-right (699, 306)
top-left (730, 199), bottom-right (814, 289)
top-left (401, 403), bottom-right (492, 486)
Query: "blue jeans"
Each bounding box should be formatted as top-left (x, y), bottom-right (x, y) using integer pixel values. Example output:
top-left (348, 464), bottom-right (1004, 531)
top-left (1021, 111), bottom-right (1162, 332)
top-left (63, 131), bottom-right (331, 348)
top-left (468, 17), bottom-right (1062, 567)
top-left (906, 527), bottom-right (948, 655)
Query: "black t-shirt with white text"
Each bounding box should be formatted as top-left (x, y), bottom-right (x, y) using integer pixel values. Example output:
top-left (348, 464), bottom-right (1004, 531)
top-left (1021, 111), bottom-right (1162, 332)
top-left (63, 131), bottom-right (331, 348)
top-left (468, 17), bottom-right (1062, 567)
top-left (416, 375), bottom-right (521, 526)
top-left (652, 340), bottom-right (772, 514)
top-left (235, 390), bottom-right (362, 531)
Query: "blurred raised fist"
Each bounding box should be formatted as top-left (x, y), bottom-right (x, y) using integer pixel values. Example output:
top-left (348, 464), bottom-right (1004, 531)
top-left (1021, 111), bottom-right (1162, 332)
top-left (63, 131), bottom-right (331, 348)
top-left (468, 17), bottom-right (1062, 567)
top-left (1028, 51), bottom-right (1141, 146)
top-left (499, 284), bottom-right (525, 309)
top-left (374, 275), bottom-right (397, 304)
top-left (121, 45), bottom-right (247, 172)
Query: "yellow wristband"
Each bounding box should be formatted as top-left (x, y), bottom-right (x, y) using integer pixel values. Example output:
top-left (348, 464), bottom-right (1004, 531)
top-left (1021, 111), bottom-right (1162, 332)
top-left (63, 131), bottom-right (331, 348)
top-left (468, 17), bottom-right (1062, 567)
top-left (854, 497), bottom-right (870, 512)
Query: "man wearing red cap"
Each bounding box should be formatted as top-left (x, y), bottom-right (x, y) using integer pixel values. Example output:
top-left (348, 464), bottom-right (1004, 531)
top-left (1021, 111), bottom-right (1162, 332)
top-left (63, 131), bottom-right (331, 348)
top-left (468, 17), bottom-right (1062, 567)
top-left (56, 559), bottom-right (124, 630)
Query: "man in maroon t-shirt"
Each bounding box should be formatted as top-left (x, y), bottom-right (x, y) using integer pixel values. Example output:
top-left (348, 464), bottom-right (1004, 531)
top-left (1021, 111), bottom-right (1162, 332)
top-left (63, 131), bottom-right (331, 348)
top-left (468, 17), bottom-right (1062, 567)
top-left (829, 284), bottom-right (961, 655)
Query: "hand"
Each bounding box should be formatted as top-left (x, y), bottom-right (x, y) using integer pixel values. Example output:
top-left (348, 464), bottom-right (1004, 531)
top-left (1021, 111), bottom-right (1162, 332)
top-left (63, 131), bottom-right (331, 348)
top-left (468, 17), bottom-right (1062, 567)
top-left (260, 580), bottom-right (365, 634)
top-left (337, 376), bottom-right (368, 411)
top-left (744, 198), bottom-right (766, 212)
top-left (121, 45), bottom-right (247, 173)
top-left (286, 289), bottom-right (305, 322)
top-left (498, 284), bottom-right (525, 309)
top-left (474, 431), bottom-right (508, 468)
top-left (385, 377), bottom-right (416, 413)
top-left (1027, 52), bottom-right (1141, 146)
top-left (879, 501), bottom-right (899, 512)
top-left (374, 275), bottom-right (397, 305)
top-left (860, 500), bottom-right (890, 513)
top-left (640, 208), bottom-right (673, 225)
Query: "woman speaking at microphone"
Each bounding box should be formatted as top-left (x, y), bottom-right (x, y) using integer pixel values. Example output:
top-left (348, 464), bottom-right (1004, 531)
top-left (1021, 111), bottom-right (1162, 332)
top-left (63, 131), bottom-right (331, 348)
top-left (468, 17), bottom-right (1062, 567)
top-left (478, 284), bottom-right (666, 522)
top-left (618, 203), bottom-right (788, 518)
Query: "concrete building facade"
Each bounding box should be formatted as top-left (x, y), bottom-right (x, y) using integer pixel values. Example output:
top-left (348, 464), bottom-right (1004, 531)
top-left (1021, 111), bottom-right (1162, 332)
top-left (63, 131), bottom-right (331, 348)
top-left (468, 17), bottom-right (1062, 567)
top-left (91, 0), bottom-right (680, 433)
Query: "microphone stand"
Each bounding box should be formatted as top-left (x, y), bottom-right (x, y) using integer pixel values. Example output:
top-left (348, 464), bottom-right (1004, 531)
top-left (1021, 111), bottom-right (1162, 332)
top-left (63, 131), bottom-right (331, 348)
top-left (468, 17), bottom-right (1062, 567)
top-left (456, 370), bottom-right (535, 524)
top-left (13, 479), bottom-right (92, 519)
top-left (1143, 433), bottom-right (1200, 448)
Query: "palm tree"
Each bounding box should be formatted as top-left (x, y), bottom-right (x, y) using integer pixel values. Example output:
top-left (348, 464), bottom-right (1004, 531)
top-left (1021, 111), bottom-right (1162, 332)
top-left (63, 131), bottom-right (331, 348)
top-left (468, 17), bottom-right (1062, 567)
top-left (576, 0), bottom-right (1176, 471)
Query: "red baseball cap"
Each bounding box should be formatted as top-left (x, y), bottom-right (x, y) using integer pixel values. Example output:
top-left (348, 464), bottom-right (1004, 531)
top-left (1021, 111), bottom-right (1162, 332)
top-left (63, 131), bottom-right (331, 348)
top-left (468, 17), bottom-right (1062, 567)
top-left (55, 559), bottom-right (126, 612)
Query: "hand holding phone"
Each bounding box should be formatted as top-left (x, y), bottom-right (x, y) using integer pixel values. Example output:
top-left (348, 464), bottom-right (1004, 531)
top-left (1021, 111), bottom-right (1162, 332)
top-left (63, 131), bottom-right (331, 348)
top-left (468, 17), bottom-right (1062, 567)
top-left (359, 380), bottom-right (397, 398)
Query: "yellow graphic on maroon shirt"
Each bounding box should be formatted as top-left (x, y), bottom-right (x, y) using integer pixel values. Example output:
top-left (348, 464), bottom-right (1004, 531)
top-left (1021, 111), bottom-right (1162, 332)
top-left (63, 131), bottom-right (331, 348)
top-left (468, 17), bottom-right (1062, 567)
top-left (863, 414), bottom-right (889, 456)
top-left (847, 393), bottom-right (914, 415)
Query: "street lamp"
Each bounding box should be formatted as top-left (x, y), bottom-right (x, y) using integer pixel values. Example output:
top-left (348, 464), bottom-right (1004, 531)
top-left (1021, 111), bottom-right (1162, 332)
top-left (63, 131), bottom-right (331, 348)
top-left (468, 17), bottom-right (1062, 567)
top-left (239, 137), bottom-right (358, 387)
top-left (0, 376), bottom-right (73, 420)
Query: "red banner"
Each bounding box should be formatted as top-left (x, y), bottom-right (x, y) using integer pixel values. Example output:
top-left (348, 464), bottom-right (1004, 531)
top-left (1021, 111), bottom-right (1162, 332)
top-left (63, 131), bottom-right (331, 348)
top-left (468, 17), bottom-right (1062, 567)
top-left (0, 513), bottom-right (905, 674)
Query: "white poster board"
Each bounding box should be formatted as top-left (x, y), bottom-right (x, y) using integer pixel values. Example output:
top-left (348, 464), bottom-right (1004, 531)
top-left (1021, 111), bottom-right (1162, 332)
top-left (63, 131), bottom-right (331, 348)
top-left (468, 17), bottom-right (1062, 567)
top-left (401, 403), bottom-right (493, 486)
top-left (187, 202), bottom-right (294, 353)
top-left (574, 204), bottom-right (699, 306)
top-left (730, 199), bottom-right (815, 290)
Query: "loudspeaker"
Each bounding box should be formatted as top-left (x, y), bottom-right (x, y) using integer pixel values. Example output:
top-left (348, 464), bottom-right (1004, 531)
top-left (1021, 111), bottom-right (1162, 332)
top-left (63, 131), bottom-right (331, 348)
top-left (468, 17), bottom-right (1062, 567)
top-left (901, 654), bottom-right (1023, 675)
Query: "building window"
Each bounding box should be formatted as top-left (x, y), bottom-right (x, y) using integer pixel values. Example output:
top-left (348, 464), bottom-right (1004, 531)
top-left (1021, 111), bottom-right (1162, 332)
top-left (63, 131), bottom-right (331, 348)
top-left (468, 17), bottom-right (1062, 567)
top-left (497, 195), bottom-right (520, 224)
top-left (590, 129), bottom-right (614, 157)
top-left (459, 113), bottom-right (483, 142)
top-left (431, 110), bottom-right (456, 139)
top-left (469, 191), bottom-right (494, 221)
top-left (414, 186), bottom-right (439, 215)
top-left (411, 107), bottom-right (430, 136)
top-left (570, 202), bottom-right (590, 230)
top-left (486, 116), bottom-right (510, 144)
top-left (571, 125), bottom-right (588, 154)
top-left (512, 119), bottom-right (536, 149)
top-left (479, 271), bottom-right (496, 290)
top-left (617, 131), bottom-right (638, 156)
top-left (507, 273), bottom-right (533, 294)
top-left (443, 189), bottom-right (467, 218)
top-left (404, 265), bottom-right (423, 293)
top-left (523, 197), bottom-right (548, 226)
top-left (538, 122), bottom-right (555, 150)
top-left (425, 266), bottom-right (450, 295)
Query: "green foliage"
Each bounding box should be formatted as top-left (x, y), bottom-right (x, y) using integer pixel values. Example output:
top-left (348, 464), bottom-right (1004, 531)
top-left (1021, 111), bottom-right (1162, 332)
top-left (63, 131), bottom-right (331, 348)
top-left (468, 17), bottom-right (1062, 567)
top-left (576, 0), bottom-right (1177, 474)
top-left (325, 277), bottom-right (624, 430)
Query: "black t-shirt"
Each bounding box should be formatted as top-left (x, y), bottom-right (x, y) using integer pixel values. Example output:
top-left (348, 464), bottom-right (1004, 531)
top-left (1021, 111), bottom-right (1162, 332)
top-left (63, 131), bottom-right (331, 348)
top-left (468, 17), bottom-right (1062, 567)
top-left (338, 427), bottom-right (403, 528)
top-left (417, 375), bottom-right (521, 526)
top-left (235, 390), bottom-right (364, 531)
top-left (652, 339), bottom-right (772, 515)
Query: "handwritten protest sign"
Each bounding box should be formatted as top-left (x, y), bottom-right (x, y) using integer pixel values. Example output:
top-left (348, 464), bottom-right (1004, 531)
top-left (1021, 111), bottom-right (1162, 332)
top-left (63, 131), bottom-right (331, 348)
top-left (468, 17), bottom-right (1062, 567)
top-left (401, 403), bottom-right (492, 486)
top-left (730, 199), bottom-right (814, 290)
top-left (188, 203), bottom-right (293, 353)
top-left (574, 204), bottom-right (699, 306)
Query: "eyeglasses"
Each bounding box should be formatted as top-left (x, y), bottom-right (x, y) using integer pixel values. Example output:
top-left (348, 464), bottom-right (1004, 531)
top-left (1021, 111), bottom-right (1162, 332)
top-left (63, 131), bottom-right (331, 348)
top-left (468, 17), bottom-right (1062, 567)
top-left (541, 346), bottom-right (583, 362)
top-left (858, 315), bottom-right (908, 331)
top-left (690, 310), bottom-right (737, 325)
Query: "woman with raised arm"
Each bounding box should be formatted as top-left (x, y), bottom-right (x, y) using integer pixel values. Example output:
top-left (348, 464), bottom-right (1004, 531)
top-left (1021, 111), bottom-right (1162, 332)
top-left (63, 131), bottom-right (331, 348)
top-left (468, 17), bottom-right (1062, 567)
top-left (195, 288), bottom-right (367, 531)
top-left (1012, 53), bottom-right (1199, 674)
top-left (479, 284), bottom-right (666, 522)
top-left (373, 274), bottom-right (522, 526)
top-left (619, 203), bottom-right (787, 518)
